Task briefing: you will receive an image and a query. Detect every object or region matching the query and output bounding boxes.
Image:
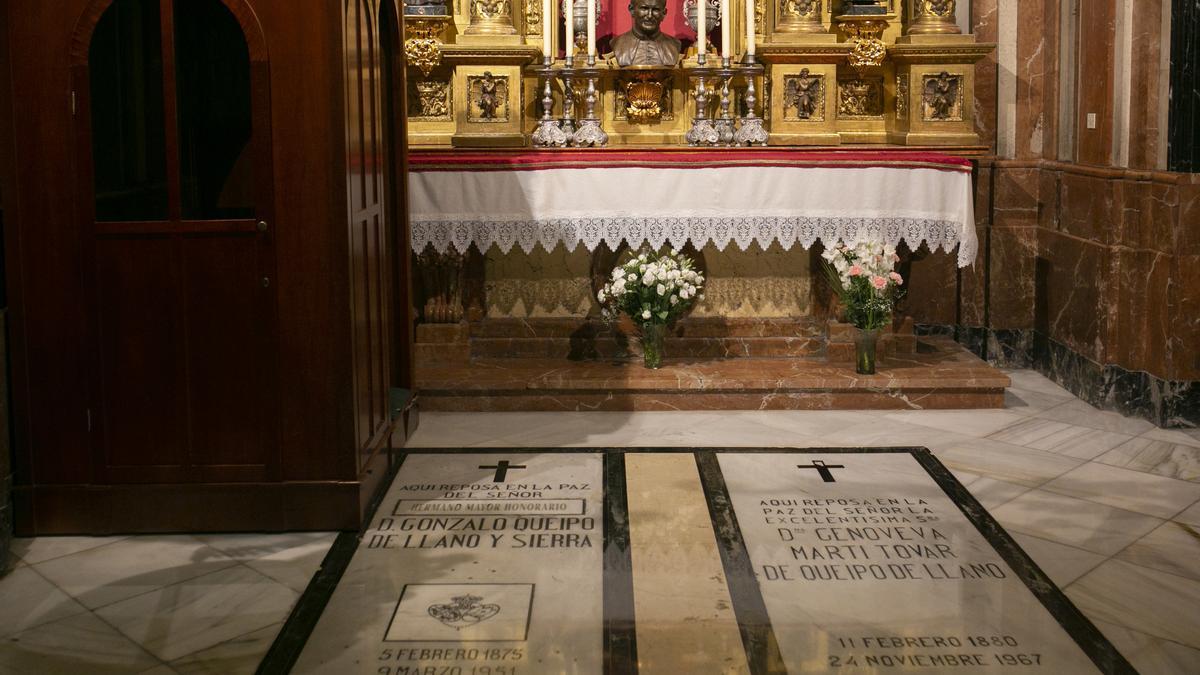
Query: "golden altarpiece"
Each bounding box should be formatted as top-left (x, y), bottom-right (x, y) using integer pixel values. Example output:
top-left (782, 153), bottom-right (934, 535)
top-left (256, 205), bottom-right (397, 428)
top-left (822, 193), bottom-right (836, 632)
top-left (402, 0), bottom-right (995, 395)
top-left (402, 0), bottom-right (992, 147)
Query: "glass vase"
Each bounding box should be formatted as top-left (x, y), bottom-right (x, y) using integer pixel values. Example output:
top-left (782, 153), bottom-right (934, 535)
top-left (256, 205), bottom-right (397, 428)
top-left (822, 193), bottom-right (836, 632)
top-left (640, 323), bottom-right (666, 369)
top-left (854, 327), bottom-right (880, 375)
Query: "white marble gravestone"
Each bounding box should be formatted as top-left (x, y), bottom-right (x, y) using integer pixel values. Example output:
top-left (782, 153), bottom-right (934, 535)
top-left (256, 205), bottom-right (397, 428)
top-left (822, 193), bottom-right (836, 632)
top-left (294, 453), bottom-right (604, 674)
top-left (717, 452), bottom-right (1102, 674)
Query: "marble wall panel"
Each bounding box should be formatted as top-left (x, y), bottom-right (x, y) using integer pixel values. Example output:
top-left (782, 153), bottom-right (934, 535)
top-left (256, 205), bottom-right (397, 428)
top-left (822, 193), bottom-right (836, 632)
top-left (973, 0), bottom-right (1000, 149)
top-left (903, 249), bottom-right (958, 325)
top-left (1169, 255), bottom-right (1200, 381)
top-left (1175, 178), bottom-right (1200, 257)
top-left (1057, 171), bottom-right (1117, 244)
top-left (1075, 0), bottom-right (1117, 166)
top-left (1015, 0), bottom-right (1048, 159)
top-left (1111, 248), bottom-right (1172, 376)
top-left (989, 224), bottom-right (1039, 329)
top-left (1037, 229), bottom-right (1110, 364)
top-left (1127, 0), bottom-right (1165, 170)
top-left (1037, 0), bottom-right (1061, 159)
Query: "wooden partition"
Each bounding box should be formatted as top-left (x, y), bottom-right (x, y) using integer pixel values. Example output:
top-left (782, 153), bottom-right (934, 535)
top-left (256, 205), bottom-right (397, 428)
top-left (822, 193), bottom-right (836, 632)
top-left (0, 0), bottom-right (413, 533)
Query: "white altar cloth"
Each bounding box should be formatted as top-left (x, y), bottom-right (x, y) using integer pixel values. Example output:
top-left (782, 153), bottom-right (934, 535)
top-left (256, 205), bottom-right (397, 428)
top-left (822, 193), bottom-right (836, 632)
top-left (409, 150), bottom-right (978, 267)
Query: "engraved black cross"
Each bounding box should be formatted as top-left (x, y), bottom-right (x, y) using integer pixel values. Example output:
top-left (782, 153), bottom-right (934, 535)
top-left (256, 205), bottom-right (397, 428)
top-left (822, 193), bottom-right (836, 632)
top-left (479, 459), bottom-right (527, 482)
top-left (797, 460), bottom-right (845, 483)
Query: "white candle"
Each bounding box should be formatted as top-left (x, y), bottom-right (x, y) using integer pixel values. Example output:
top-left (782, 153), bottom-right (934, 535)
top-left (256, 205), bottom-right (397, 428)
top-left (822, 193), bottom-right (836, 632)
top-left (587, 0), bottom-right (596, 56)
top-left (720, 0), bottom-right (730, 59)
top-left (696, 0), bottom-right (706, 60)
top-left (745, 0), bottom-right (755, 56)
top-left (543, 0), bottom-right (552, 58)
top-left (566, 0), bottom-right (574, 60)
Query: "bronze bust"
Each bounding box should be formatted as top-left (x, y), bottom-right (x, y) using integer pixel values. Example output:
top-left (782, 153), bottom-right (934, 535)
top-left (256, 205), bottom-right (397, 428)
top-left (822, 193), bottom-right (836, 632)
top-left (611, 0), bottom-right (681, 67)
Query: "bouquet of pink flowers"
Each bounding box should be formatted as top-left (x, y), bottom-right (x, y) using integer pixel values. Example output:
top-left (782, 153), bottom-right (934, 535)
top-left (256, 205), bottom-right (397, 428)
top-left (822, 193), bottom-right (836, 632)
top-left (820, 240), bottom-right (904, 331)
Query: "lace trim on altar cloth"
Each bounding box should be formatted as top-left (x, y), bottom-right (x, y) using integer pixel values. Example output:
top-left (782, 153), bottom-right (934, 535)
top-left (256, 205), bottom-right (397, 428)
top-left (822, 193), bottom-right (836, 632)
top-left (411, 216), bottom-right (977, 268)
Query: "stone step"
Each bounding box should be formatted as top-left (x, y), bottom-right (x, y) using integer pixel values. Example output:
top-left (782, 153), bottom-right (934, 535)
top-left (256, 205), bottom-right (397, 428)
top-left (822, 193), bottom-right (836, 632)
top-left (469, 335), bottom-right (825, 359)
top-left (414, 336), bottom-right (1011, 412)
top-left (471, 317), bottom-right (826, 339)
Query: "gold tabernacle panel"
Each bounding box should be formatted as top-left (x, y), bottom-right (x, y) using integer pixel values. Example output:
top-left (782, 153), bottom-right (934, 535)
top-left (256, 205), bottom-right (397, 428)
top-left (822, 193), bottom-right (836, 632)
top-left (401, 0), bottom-right (993, 147)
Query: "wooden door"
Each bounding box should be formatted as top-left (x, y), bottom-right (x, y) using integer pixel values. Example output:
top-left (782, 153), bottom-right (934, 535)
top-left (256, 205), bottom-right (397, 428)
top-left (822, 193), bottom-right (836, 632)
top-left (73, 0), bottom-right (278, 484)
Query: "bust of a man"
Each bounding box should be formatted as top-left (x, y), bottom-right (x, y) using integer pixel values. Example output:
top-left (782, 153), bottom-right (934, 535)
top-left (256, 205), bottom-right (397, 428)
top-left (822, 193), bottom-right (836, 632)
top-left (611, 0), bottom-right (681, 67)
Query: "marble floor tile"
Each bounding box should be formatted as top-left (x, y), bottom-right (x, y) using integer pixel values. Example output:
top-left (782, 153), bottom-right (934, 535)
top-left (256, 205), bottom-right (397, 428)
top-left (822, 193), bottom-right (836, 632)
top-left (168, 622), bottom-right (283, 675)
top-left (947, 469), bottom-right (1033, 510)
top-left (927, 436), bottom-right (1084, 487)
top-left (0, 611), bottom-right (161, 675)
top-left (138, 665), bottom-right (181, 674)
top-left (1003, 388), bottom-right (1074, 416)
top-left (1090, 619), bottom-right (1200, 675)
top-left (0, 565), bottom-right (89, 639)
top-left (1115, 521), bottom-right (1200, 582)
top-left (1098, 437), bottom-right (1200, 482)
top-left (819, 418), bottom-right (975, 449)
top-left (1007, 532), bottom-right (1107, 587)
top-left (1067, 559), bottom-right (1200, 650)
top-left (193, 533), bottom-right (336, 593)
top-left (1141, 427), bottom-right (1200, 449)
top-left (991, 489), bottom-right (1163, 555)
top-left (986, 417), bottom-right (1135, 459)
top-left (1176, 500), bottom-right (1200, 527)
top-left (881, 408), bottom-right (1027, 437)
top-left (96, 565), bottom-right (298, 662)
top-left (1042, 462), bottom-right (1200, 519)
top-left (9, 535), bottom-right (130, 565)
top-left (1036, 399), bottom-right (1157, 436)
top-left (626, 454), bottom-right (748, 674)
top-left (734, 409), bottom-right (897, 440)
top-left (34, 536), bottom-right (238, 610)
top-left (1002, 369), bottom-right (1078, 399)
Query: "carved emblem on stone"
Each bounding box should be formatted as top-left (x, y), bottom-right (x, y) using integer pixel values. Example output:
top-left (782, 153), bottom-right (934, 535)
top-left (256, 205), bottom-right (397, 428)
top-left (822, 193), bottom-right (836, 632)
top-left (469, 72), bottom-right (509, 122)
top-left (615, 72), bottom-right (673, 123)
top-left (923, 0), bottom-right (955, 17)
top-left (783, 69), bottom-right (824, 121)
top-left (837, 77), bottom-right (882, 118)
top-left (474, 0), bottom-right (508, 19)
top-left (428, 595), bottom-right (501, 629)
top-left (413, 80), bottom-right (451, 119)
top-left (895, 73), bottom-right (908, 120)
top-left (525, 0), bottom-right (542, 34)
top-left (921, 71), bottom-right (962, 121)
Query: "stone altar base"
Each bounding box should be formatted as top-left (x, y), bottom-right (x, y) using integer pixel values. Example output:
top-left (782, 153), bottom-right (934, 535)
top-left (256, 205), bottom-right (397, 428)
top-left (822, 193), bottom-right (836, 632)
top-left (415, 318), bottom-right (1010, 411)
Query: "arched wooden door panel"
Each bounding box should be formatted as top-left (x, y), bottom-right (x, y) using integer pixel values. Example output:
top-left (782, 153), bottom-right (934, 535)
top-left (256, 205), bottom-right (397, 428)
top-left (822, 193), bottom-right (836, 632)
top-left (71, 0), bottom-right (278, 484)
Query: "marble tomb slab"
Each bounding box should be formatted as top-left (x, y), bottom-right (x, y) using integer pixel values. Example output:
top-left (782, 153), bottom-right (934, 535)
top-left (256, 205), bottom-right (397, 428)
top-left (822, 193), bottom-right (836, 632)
top-left (713, 450), bottom-right (1123, 674)
top-left (283, 449), bottom-right (1130, 674)
top-left (293, 452), bottom-right (605, 674)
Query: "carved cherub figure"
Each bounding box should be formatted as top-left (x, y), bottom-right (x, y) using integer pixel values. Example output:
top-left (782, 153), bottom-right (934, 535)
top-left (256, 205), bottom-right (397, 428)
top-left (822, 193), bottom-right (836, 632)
top-left (784, 68), bottom-right (820, 119)
top-left (923, 71), bottom-right (957, 120)
top-left (478, 72), bottom-right (500, 119)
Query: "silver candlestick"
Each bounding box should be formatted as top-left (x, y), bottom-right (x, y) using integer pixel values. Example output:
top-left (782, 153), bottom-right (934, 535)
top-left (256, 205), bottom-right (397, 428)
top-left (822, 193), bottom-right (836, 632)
top-left (559, 63), bottom-right (577, 139)
top-left (572, 66), bottom-right (608, 147)
top-left (734, 61), bottom-right (768, 147)
top-left (531, 62), bottom-right (568, 148)
top-left (714, 64), bottom-right (735, 146)
top-left (686, 70), bottom-right (720, 147)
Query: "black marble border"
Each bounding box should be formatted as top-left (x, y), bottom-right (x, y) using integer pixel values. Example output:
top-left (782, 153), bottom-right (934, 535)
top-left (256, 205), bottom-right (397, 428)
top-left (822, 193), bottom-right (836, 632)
top-left (602, 452), bottom-right (639, 675)
top-left (917, 323), bottom-right (1200, 428)
top-left (695, 452), bottom-right (787, 675)
top-left (266, 447), bottom-right (1134, 674)
top-left (256, 454), bottom-right (411, 675)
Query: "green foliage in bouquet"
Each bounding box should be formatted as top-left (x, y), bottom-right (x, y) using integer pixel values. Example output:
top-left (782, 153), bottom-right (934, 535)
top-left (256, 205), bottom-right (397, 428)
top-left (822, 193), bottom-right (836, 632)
top-left (820, 240), bottom-right (905, 331)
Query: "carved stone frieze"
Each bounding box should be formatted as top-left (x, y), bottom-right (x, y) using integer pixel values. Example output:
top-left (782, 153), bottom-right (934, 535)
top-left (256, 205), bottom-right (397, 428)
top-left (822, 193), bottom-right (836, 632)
top-left (895, 73), bottom-right (908, 119)
top-left (837, 77), bottom-right (883, 118)
top-left (920, 71), bottom-right (962, 121)
top-left (782, 69), bottom-right (824, 121)
top-left (524, 0), bottom-right (542, 35)
top-left (413, 79), bottom-right (452, 119)
top-left (468, 72), bottom-right (510, 122)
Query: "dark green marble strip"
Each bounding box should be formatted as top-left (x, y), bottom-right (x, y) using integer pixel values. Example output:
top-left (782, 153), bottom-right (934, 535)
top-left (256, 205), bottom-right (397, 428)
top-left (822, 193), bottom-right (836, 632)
top-left (603, 451), bottom-right (639, 675)
top-left (694, 451), bottom-right (787, 675)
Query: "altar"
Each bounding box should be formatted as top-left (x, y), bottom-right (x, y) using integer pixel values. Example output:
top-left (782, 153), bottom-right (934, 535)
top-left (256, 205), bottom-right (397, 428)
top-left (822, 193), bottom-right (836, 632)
top-left (408, 148), bottom-right (1008, 412)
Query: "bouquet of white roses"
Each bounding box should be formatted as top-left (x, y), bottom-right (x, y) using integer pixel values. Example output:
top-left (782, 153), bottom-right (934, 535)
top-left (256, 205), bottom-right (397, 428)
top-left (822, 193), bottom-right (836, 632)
top-left (820, 240), bottom-right (904, 331)
top-left (598, 248), bottom-right (705, 328)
